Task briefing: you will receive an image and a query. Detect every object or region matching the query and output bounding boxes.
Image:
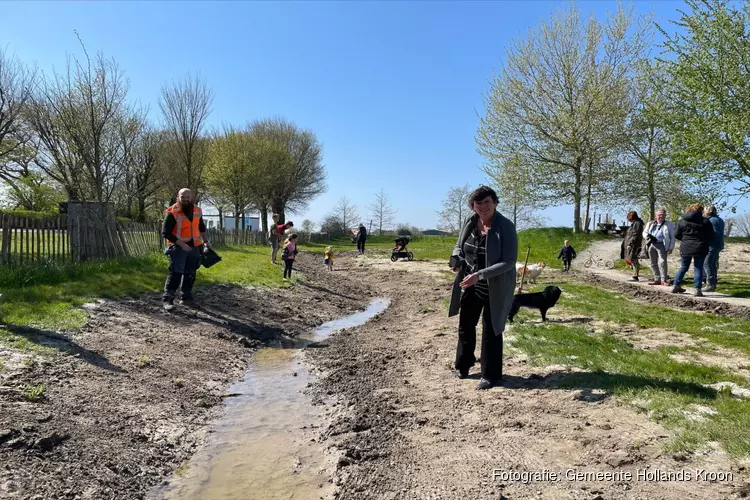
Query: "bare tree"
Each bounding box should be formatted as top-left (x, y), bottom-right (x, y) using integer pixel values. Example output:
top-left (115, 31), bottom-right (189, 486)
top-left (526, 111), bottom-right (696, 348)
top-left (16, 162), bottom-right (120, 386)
top-left (302, 219), bottom-right (315, 232)
top-left (437, 184), bottom-right (471, 233)
top-left (368, 189), bottom-right (397, 235)
top-left (0, 47), bottom-right (36, 171)
top-left (26, 40), bottom-right (142, 203)
top-left (159, 74), bottom-right (213, 198)
top-left (122, 125), bottom-right (163, 221)
top-left (326, 195), bottom-right (359, 235)
top-left (249, 117), bottom-right (327, 222)
top-left (732, 213), bottom-right (750, 237)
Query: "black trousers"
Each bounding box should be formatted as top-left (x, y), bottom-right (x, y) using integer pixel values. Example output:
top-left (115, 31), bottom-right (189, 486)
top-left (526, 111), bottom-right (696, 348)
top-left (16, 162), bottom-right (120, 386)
top-left (562, 258), bottom-right (572, 270)
top-left (455, 288), bottom-right (503, 381)
top-left (357, 238), bottom-right (366, 253)
top-left (163, 246), bottom-right (200, 300)
top-left (284, 258), bottom-right (294, 278)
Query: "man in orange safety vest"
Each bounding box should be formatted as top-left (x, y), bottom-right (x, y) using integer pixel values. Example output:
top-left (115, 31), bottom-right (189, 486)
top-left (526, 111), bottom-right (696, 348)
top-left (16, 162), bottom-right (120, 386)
top-left (161, 188), bottom-right (209, 311)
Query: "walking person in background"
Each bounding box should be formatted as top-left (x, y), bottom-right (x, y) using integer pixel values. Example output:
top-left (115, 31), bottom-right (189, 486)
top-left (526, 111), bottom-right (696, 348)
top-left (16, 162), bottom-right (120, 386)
top-left (643, 209), bottom-right (676, 286)
top-left (623, 211), bottom-right (645, 282)
top-left (703, 205), bottom-right (725, 292)
top-left (672, 203), bottom-right (714, 297)
top-left (448, 185), bottom-right (517, 390)
top-left (282, 233), bottom-right (299, 280)
top-left (557, 240), bottom-right (576, 272)
top-left (269, 214), bottom-right (281, 264)
top-left (162, 188), bottom-right (210, 311)
top-left (357, 223), bottom-right (367, 255)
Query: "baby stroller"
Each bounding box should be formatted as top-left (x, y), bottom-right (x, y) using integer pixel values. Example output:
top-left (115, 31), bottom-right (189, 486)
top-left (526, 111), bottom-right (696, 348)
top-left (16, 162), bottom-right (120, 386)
top-left (391, 236), bottom-right (413, 262)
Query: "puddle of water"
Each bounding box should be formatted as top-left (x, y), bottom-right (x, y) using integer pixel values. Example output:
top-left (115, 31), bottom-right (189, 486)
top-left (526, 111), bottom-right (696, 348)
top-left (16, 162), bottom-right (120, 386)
top-left (152, 298), bottom-right (390, 500)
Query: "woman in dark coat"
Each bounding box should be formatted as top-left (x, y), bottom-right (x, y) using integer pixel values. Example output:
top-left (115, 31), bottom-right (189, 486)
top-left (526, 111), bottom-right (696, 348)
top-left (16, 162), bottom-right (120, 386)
top-left (448, 185), bottom-right (517, 390)
top-left (623, 211), bottom-right (644, 282)
top-left (672, 203), bottom-right (714, 297)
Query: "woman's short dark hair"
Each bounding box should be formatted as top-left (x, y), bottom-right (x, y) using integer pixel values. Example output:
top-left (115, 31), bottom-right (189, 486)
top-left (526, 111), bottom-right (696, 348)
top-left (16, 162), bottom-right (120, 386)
top-left (627, 210), bottom-right (638, 221)
top-left (468, 185), bottom-right (498, 208)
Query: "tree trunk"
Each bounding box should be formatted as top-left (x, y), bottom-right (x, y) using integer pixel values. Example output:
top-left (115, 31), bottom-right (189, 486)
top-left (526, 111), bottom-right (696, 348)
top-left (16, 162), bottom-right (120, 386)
top-left (573, 159), bottom-right (583, 233)
top-left (218, 208), bottom-right (224, 230)
top-left (260, 206), bottom-right (268, 235)
top-left (137, 198), bottom-right (146, 223)
top-left (234, 205), bottom-right (240, 233)
top-left (584, 160), bottom-right (593, 233)
top-left (272, 200), bottom-right (286, 224)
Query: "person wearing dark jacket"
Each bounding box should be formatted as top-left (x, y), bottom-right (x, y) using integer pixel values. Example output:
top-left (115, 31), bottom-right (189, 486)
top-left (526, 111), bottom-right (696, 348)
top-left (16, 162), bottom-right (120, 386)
top-left (356, 223), bottom-right (367, 254)
top-left (557, 240), bottom-right (577, 272)
top-left (161, 188), bottom-right (209, 310)
top-left (623, 211), bottom-right (644, 282)
top-left (449, 185), bottom-right (517, 390)
top-left (702, 205), bottom-right (725, 292)
top-left (672, 203), bottom-right (714, 297)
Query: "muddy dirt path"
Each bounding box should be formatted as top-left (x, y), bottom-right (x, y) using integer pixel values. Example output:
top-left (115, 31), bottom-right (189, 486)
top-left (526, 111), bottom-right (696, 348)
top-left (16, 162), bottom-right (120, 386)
top-left (0, 254), bottom-right (372, 500)
top-left (308, 256), bottom-right (750, 499)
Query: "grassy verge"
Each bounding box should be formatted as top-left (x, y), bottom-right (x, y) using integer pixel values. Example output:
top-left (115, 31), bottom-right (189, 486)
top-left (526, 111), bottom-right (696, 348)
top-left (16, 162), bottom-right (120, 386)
top-left (0, 246), bottom-right (285, 342)
top-left (508, 279), bottom-right (750, 455)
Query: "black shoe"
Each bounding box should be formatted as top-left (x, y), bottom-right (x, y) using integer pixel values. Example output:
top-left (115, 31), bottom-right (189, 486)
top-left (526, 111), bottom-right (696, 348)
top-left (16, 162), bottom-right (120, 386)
top-left (163, 298), bottom-right (175, 312)
top-left (455, 369), bottom-right (469, 379)
top-left (627, 276), bottom-right (639, 282)
top-left (695, 289), bottom-right (704, 297)
top-left (704, 285), bottom-right (716, 293)
top-left (180, 295), bottom-right (195, 304)
top-left (477, 378), bottom-right (493, 390)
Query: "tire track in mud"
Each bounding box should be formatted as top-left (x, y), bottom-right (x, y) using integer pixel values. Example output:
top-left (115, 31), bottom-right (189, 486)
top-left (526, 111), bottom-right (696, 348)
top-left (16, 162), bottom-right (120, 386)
top-left (308, 257), bottom-right (749, 499)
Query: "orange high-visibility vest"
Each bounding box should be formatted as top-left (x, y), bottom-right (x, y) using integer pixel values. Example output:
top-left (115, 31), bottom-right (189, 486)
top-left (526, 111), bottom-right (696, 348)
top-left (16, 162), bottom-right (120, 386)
top-left (165, 204), bottom-right (203, 246)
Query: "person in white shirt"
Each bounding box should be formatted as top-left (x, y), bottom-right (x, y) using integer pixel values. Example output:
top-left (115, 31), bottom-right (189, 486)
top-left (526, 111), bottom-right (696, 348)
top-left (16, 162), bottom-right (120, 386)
top-left (642, 208), bottom-right (676, 285)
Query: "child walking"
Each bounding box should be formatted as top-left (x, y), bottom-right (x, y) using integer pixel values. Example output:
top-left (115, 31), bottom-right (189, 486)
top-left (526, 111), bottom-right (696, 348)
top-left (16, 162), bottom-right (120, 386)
top-left (557, 239), bottom-right (577, 272)
top-left (324, 246), bottom-right (334, 271)
top-left (282, 233), bottom-right (299, 280)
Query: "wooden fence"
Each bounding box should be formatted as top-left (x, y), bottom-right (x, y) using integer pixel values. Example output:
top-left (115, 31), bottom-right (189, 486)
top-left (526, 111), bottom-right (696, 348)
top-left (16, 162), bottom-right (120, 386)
top-left (0, 214), bottom-right (334, 265)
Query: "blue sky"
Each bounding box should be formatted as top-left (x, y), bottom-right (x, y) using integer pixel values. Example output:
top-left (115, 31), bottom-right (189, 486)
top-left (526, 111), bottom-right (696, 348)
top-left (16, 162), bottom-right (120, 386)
top-left (3, 0), bottom-right (716, 230)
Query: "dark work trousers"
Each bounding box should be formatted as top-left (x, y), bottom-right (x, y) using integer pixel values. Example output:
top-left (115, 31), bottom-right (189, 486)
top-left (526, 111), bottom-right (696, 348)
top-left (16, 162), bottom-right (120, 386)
top-left (562, 258), bottom-right (572, 271)
top-left (357, 237), bottom-right (366, 254)
top-left (284, 258), bottom-right (294, 278)
top-left (164, 245), bottom-right (201, 300)
top-left (455, 288), bottom-right (503, 381)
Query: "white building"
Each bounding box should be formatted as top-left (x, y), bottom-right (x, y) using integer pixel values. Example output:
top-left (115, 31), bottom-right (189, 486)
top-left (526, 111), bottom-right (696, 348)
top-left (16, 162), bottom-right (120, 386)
top-left (200, 204), bottom-right (260, 232)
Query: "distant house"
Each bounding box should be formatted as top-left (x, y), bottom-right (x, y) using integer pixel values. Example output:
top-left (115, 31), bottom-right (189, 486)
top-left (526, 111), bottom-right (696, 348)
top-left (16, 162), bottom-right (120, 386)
top-left (422, 229), bottom-right (451, 236)
top-left (200, 203), bottom-right (260, 231)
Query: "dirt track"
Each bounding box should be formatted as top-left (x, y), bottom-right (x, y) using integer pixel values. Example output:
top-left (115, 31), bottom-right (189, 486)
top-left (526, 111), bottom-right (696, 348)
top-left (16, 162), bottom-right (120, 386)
top-left (4, 249), bottom-right (750, 499)
top-left (0, 255), bottom-right (370, 500)
top-left (307, 255), bottom-right (750, 500)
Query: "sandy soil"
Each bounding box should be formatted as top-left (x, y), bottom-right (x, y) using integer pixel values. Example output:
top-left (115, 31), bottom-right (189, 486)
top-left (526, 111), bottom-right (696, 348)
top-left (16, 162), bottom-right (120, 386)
top-left (307, 255), bottom-right (750, 500)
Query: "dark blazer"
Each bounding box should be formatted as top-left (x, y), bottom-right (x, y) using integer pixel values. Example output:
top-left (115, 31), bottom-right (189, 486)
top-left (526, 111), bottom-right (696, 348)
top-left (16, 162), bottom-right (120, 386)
top-left (448, 211), bottom-right (517, 336)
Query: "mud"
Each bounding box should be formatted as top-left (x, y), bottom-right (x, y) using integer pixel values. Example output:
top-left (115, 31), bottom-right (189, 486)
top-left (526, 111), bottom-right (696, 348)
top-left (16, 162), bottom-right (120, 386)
top-left (0, 253), bottom-right (371, 500)
top-left (306, 256), bottom-right (750, 499)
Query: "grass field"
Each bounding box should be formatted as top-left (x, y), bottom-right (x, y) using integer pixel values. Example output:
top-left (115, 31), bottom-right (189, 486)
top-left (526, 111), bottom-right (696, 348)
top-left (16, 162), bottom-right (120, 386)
top-left (510, 279), bottom-right (750, 456)
top-left (0, 246), bottom-right (285, 340)
top-left (300, 227), bottom-right (615, 267)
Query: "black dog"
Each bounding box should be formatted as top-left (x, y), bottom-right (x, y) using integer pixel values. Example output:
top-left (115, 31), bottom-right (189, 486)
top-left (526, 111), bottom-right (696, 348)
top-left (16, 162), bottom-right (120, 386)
top-left (508, 285), bottom-right (562, 322)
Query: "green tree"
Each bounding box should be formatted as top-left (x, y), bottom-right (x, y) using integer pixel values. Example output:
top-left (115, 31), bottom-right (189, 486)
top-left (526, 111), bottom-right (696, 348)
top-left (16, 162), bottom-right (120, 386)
top-left (249, 117), bottom-right (327, 224)
top-left (205, 128), bottom-right (258, 231)
top-left (659, 0), bottom-right (750, 194)
top-left (477, 3), bottom-right (650, 232)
